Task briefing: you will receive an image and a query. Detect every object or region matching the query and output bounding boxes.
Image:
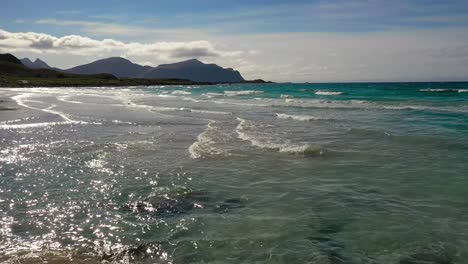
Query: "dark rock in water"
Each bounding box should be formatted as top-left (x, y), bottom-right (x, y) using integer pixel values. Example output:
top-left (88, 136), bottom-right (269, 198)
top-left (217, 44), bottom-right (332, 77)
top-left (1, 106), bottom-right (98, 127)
top-left (399, 251), bottom-right (454, 264)
top-left (213, 198), bottom-right (246, 213)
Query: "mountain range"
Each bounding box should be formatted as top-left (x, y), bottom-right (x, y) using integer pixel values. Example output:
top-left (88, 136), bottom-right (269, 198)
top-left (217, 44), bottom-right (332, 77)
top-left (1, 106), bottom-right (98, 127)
top-left (19, 56), bottom-right (245, 83)
top-left (0, 53), bottom-right (207, 87)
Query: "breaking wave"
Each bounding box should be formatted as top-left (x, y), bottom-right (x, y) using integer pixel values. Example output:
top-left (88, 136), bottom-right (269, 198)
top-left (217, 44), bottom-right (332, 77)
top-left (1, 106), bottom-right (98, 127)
top-left (419, 88), bottom-right (468, 93)
top-left (170, 90), bottom-right (192, 95)
top-left (315, 91), bottom-right (344, 96)
top-left (214, 98), bottom-right (468, 113)
top-left (189, 121), bottom-right (225, 159)
top-left (236, 118), bottom-right (323, 156)
top-left (224, 90), bottom-right (264, 96)
top-left (275, 113), bottom-right (323, 121)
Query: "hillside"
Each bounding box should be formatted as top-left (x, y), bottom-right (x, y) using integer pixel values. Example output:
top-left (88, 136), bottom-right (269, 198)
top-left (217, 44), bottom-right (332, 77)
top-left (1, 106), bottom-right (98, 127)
top-left (141, 59), bottom-right (244, 83)
top-left (64, 57), bottom-right (244, 83)
top-left (65, 57), bottom-right (151, 78)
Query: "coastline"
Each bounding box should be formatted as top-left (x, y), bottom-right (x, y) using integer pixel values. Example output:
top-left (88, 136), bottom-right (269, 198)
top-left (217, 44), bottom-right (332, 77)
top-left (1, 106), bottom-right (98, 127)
top-left (0, 76), bottom-right (271, 88)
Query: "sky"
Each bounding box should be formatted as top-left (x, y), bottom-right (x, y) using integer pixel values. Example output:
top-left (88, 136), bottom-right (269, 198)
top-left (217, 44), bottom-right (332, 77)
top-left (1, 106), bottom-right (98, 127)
top-left (1, 0), bottom-right (468, 82)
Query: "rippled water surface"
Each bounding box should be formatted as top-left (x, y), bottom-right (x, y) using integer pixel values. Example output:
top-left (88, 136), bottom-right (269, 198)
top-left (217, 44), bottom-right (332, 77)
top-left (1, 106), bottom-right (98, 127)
top-left (0, 83), bottom-right (467, 263)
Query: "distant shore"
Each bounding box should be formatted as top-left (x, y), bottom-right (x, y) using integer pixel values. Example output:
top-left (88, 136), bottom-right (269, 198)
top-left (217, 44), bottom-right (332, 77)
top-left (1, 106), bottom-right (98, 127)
top-left (0, 75), bottom-right (271, 88)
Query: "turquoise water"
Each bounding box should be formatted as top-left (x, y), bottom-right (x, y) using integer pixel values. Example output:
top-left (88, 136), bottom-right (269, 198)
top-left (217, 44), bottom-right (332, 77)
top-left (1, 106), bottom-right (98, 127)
top-left (0, 82), bottom-right (467, 263)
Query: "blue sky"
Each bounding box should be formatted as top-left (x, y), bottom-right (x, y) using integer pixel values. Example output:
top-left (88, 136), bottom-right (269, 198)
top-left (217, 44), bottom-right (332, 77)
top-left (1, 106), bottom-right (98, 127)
top-left (1, 0), bottom-right (468, 81)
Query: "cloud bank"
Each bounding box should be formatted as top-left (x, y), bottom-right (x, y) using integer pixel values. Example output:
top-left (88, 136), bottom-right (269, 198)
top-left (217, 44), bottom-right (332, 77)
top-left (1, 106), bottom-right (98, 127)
top-left (0, 29), bottom-right (240, 61)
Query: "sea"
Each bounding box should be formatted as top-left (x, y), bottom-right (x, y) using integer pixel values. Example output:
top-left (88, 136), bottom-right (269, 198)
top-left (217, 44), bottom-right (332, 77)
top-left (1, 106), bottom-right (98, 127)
top-left (0, 82), bottom-right (467, 263)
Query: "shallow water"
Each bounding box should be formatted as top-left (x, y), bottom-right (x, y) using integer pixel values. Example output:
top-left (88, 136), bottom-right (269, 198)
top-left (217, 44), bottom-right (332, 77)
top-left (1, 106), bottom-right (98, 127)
top-left (0, 83), bottom-right (467, 263)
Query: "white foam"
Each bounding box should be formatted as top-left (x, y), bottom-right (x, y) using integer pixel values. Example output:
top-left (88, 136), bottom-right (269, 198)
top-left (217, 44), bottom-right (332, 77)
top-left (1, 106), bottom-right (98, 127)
top-left (275, 113), bottom-right (322, 121)
top-left (224, 90), bottom-right (264, 96)
top-left (57, 95), bottom-right (83, 104)
top-left (189, 121), bottom-right (224, 159)
top-left (156, 94), bottom-right (177, 98)
top-left (184, 109), bottom-right (232, 115)
top-left (171, 90), bottom-right (192, 95)
top-left (420, 88), bottom-right (468, 93)
top-left (420, 88), bottom-right (451, 92)
top-left (0, 122), bottom-right (66, 129)
top-left (6, 94), bottom-right (90, 129)
top-left (315, 90), bottom-right (343, 96)
top-left (280, 94), bottom-right (293, 98)
top-left (203, 92), bottom-right (225, 98)
top-left (236, 118), bottom-right (322, 155)
top-left (111, 120), bottom-right (136, 125)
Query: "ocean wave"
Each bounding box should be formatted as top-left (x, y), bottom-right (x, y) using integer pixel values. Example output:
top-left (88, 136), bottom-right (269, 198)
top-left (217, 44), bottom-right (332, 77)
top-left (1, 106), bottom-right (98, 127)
top-left (236, 118), bottom-right (323, 156)
top-left (280, 94), bottom-right (293, 98)
top-left (275, 113), bottom-right (322, 121)
top-left (218, 98), bottom-right (468, 114)
top-left (119, 98), bottom-right (230, 115)
top-left (183, 109), bottom-right (232, 115)
top-left (420, 88), bottom-right (468, 93)
top-left (170, 90), bottom-right (192, 95)
top-left (315, 90), bottom-right (344, 96)
top-left (224, 90), bottom-right (264, 96)
top-left (189, 121), bottom-right (225, 159)
top-left (111, 120), bottom-right (136, 125)
top-left (203, 92), bottom-right (225, 98)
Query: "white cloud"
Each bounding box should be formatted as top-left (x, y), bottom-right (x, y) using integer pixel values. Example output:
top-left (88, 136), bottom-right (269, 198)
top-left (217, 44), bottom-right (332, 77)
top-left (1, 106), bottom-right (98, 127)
top-left (0, 28), bottom-right (240, 62)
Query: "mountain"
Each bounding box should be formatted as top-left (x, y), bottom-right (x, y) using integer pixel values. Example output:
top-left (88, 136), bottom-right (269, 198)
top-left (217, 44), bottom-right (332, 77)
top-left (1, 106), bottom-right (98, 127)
top-left (20, 58), bottom-right (52, 69)
top-left (141, 59), bottom-right (244, 83)
top-left (0, 53), bottom-right (115, 79)
top-left (20, 58), bottom-right (34, 68)
top-left (0, 53), bottom-right (23, 65)
top-left (65, 57), bottom-right (152, 78)
top-left (65, 57), bottom-right (244, 82)
top-left (11, 56), bottom-right (247, 83)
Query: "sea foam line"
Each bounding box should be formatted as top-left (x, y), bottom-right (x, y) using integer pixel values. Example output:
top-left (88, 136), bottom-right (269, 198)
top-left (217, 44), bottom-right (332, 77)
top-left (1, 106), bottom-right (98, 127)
top-left (3, 94), bottom-right (90, 129)
top-left (224, 90), bottom-right (264, 96)
top-left (315, 90), bottom-right (344, 96)
top-left (275, 113), bottom-right (323, 121)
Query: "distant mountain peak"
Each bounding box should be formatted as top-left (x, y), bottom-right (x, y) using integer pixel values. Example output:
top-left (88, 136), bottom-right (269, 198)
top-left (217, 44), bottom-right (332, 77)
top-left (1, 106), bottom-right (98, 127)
top-left (97, 57), bottom-right (135, 64)
top-left (184, 58), bottom-right (204, 64)
top-left (20, 57), bottom-right (51, 69)
top-left (22, 58), bottom-right (33, 63)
